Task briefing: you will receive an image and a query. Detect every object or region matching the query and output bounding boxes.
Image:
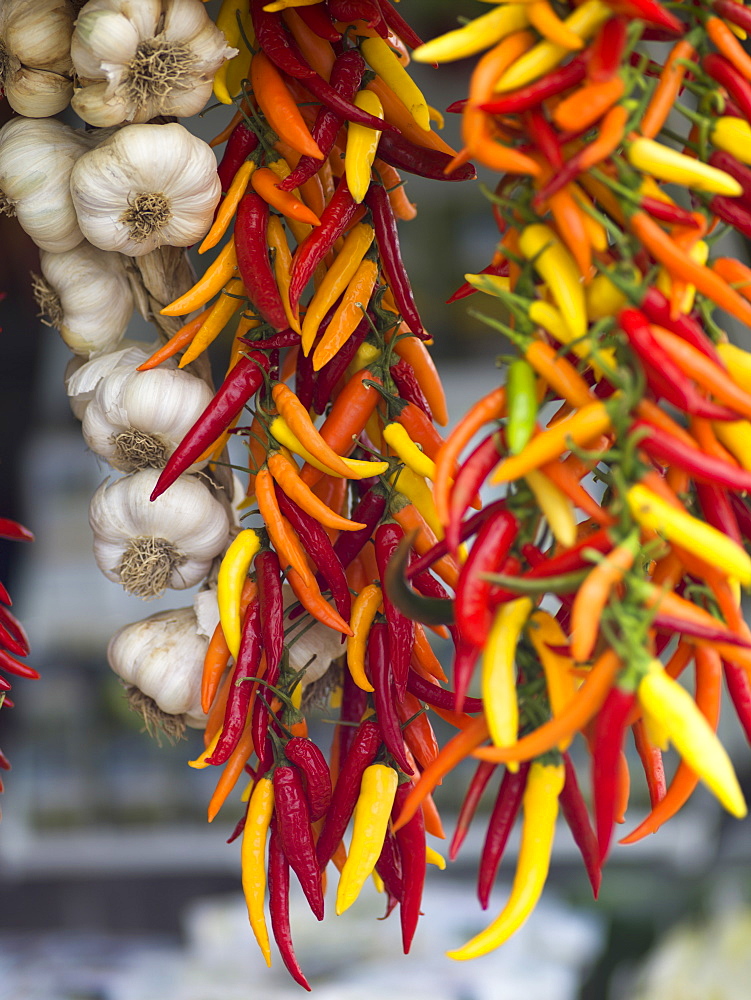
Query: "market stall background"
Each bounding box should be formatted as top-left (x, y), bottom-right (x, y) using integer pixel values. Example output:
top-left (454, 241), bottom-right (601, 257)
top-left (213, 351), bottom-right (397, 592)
top-left (3, 2), bottom-right (751, 997)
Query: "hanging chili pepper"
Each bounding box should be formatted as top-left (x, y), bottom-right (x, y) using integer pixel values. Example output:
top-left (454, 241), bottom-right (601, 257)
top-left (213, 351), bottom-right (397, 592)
top-left (241, 774), bottom-right (275, 966)
top-left (455, 510), bottom-right (519, 650)
top-left (450, 761), bottom-right (498, 862)
top-left (267, 820), bottom-right (311, 991)
top-left (374, 521), bottom-right (415, 700)
top-left (392, 778), bottom-right (427, 953)
top-left (377, 0), bottom-right (424, 50)
top-left (367, 621), bottom-right (413, 775)
top-left (273, 764), bottom-right (324, 919)
top-left (632, 718), bottom-right (667, 810)
top-left (331, 484), bottom-right (388, 572)
top-left (406, 668), bottom-right (484, 716)
top-left (217, 121), bottom-right (260, 192)
top-left (592, 685), bottom-right (637, 863)
top-left (284, 737), bottom-right (332, 822)
top-left (559, 752), bottom-right (601, 898)
top-left (477, 764), bottom-right (530, 910)
top-left (390, 358), bottom-right (433, 422)
top-left (217, 529), bottom-right (262, 661)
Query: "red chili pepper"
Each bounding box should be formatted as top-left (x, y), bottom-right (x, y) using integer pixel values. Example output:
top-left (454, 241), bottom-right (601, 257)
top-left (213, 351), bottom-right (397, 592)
top-left (604, 0), bottom-right (684, 33)
top-left (217, 122), bottom-right (260, 192)
top-left (375, 826), bottom-right (404, 907)
top-left (256, 549), bottom-right (285, 677)
top-left (723, 658), bottom-right (751, 745)
top-left (634, 419), bottom-right (751, 491)
top-left (294, 341), bottom-right (316, 414)
top-left (150, 351), bottom-right (269, 501)
top-left (696, 482), bottom-right (743, 546)
top-left (480, 56), bottom-right (587, 115)
top-left (296, 1), bottom-right (341, 41)
top-left (377, 0), bottom-right (425, 49)
top-left (640, 196), bottom-right (701, 228)
top-left (236, 191), bottom-right (289, 331)
top-left (588, 16), bottom-right (628, 82)
top-left (703, 53), bottom-right (751, 122)
top-left (708, 150), bottom-right (751, 206)
top-left (367, 621), bottom-right (413, 774)
top-left (268, 820), bottom-right (312, 990)
top-left (407, 499), bottom-right (509, 580)
top-left (0, 647), bottom-right (39, 680)
top-left (331, 484), bottom-right (389, 570)
top-left (284, 737), bottom-right (332, 821)
top-left (0, 518), bottom-right (34, 542)
top-left (330, 0), bottom-right (383, 29)
top-left (631, 719), bottom-right (666, 810)
top-left (447, 260), bottom-right (510, 304)
top-left (312, 314), bottom-right (370, 415)
top-left (0, 749), bottom-right (12, 770)
top-left (395, 399), bottom-right (446, 461)
top-left (275, 487), bottom-right (352, 625)
top-left (390, 358), bottom-right (433, 421)
top-left (447, 432), bottom-right (503, 550)
top-left (592, 685), bottom-right (636, 864)
top-left (243, 330), bottom-right (300, 350)
top-left (478, 764), bottom-right (530, 910)
top-left (376, 130), bottom-right (477, 182)
top-left (730, 493), bottom-right (751, 542)
top-left (338, 665), bottom-right (370, 766)
top-left (710, 195), bottom-right (751, 239)
top-left (279, 50), bottom-right (364, 192)
top-left (251, 656), bottom-right (281, 761)
top-left (450, 760), bottom-right (498, 861)
top-left (455, 510), bottom-right (518, 649)
top-left (0, 674), bottom-right (12, 692)
top-left (365, 183), bottom-right (425, 338)
top-left (374, 522), bottom-right (415, 700)
top-left (0, 581), bottom-right (11, 606)
top-left (559, 752), bottom-right (601, 898)
top-left (525, 108), bottom-right (563, 170)
top-left (392, 780), bottom-right (427, 953)
top-left (289, 175), bottom-right (360, 309)
top-left (641, 360), bottom-right (739, 421)
top-left (207, 597), bottom-right (262, 766)
top-left (316, 718), bottom-right (382, 868)
top-left (407, 665), bottom-right (484, 715)
top-left (273, 764), bottom-right (324, 919)
top-left (0, 605), bottom-right (30, 658)
top-left (713, 0), bottom-right (751, 33)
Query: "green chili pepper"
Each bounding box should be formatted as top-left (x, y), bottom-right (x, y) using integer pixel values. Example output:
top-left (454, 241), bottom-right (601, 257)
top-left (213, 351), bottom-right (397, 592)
top-left (506, 358), bottom-right (538, 455)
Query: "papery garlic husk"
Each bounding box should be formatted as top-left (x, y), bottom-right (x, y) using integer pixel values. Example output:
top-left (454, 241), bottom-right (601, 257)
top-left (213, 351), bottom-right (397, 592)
top-left (108, 605), bottom-right (208, 740)
top-left (65, 340), bottom-right (163, 419)
top-left (283, 584), bottom-right (345, 691)
top-left (89, 468), bottom-right (230, 598)
top-left (0, 116), bottom-right (91, 252)
top-left (70, 123), bottom-right (221, 256)
top-left (82, 364), bottom-right (214, 472)
top-left (33, 242), bottom-right (135, 356)
top-left (71, 0), bottom-right (237, 127)
top-left (0, 0), bottom-right (75, 116)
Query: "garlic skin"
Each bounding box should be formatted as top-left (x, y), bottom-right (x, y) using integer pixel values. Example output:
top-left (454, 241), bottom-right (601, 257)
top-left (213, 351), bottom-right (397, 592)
top-left (70, 123), bottom-right (222, 257)
top-left (65, 340), bottom-right (162, 419)
top-left (107, 606), bottom-right (208, 730)
top-left (0, 116), bottom-right (90, 252)
top-left (34, 242), bottom-right (135, 356)
top-left (0, 0), bottom-right (75, 117)
top-left (82, 365), bottom-right (214, 472)
top-left (89, 468), bottom-right (230, 598)
top-left (71, 0), bottom-right (237, 127)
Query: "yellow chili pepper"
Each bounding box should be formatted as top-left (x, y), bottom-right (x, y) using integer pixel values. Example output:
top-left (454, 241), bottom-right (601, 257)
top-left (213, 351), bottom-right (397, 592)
top-left (360, 36), bottom-right (431, 131)
top-left (312, 257), bottom-right (379, 370)
top-left (213, 0), bottom-right (245, 104)
top-left (216, 528), bottom-right (261, 659)
top-left (717, 341), bottom-right (751, 391)
top-left (519, 224), bottom-right (587, 340)
top-left (188, 730), bottom-right (220, 769)
top-left (530, 294), bottom-right (616, 375)
top-left (269, 416), bottom-right (389, 478)
top-left (301, 223), bottom-right (375, 354)
top-left (345, 90), bottom-right (384, 204)
top-left (711, 116), bottom-right (751, 165)
top-left (638, 660), bottom-right (747, 818)
top-left (524, 469), bottom-right (577, 547)
top-left (426, 845), bottom-right (446, 869)
top-left (383, 422), bottom-right (437, 480)
top-left (200, 161), bottom-right (255, 254)
top-left (160, 238), bottom-right (237, 316)
top-left (267, 214), bottom-right (301, 334)
top-left (389, 465), bottom-right (444, 539)
top-left (655, 240), bottom-right (707, 316)
top-left (263, 0), bottom-right (325, 9)
top-left (527, 611), bottom-right (578, 748)
top-left (346, 584), bottom-right (381, 692)
top-left (482, 597), bottom-right (532, 755)
top-left (527, 0), bottom-right (585, 49)
top-left (412, 4), bottom-right (530, 63)
top-left (585, 273), bottom-right (629, 322)
top-left (241, 775), bottom-right (275, 966)
top-left (447, 760), bottom-right (565, 960)
top-left (494, 0), bottom-right (610, 92)
top-left (711, 419), bottom-right (751, 471)
top-left (336, 763), bottom-right (399, 915)
top-left (627, 484), bottom-right (751, 586)
top-left (627, 137), bottom-right (743, 196)
top-left (178, 276), bottom-right (246, 368)
top-left (491, 400), bottom-right (612, 484)
top-left (348, 340), bottom-right (382, 379)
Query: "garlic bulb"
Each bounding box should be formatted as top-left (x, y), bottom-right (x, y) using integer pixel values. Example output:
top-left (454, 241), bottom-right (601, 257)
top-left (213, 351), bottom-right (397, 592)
top-left (70, 123), bottom-right (222, 256)
top-left (33, 242), bottom-right (135, 356)
top-left (107, 605), bottom-right (208, 739)
top-left (0, 0), bottom-right (75, 117)
top-left (71, 0), bottom-right (237, 127)
top-left (0, 116), bottom-right (90, 252)
top-left (65, 340), bottom-right (165, 418)
top-left (82, 364), bottom-right (214, 471)
top-left (284, 585), bottom-right (344, 689)
top-left (89, 468), bottom-right (230, 598)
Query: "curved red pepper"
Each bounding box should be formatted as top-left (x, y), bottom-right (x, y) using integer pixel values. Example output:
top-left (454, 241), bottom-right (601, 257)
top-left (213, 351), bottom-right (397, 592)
top-left (477, 763), bottom-right (530, 910)
top-left (393, 780), bottom-right (426, 953)
top-left (296, 2), bottom-right (341, 41)
top-left (406, 665), bottom-right (483, 715)
top-left (592, 685), bottom-right (636, 863)
top-left (284, 737), bottom-right (332, 822)
top-left (235, 191), bottom-right (289, 331)
top-left (455, 509), bottom-right (518, 648)
top-left (450, 760), bottom-right (497, 861)
top-left (217, 122), bottom-right (259, 192)
top-left (447, 432), bottom-right (503, 551)
top-left (375, 522), bottom-right (415, 699)
top-left (376, 130), bottom-right (477, 182)
top-left (367, 621), bottom-right (413, 775)
top-left (268, 820), bottom-right (312, 991)
top-left (274, 764), bottom-right (324, 920)
top-left (559, 752), bottom-right (601, 898)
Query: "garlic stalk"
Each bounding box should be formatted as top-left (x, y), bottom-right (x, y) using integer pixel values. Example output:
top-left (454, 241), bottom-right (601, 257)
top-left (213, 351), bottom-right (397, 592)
top-left (82, 364), bottom-right (214, 472)
top-left (70, 123), bottom-right (222, 257)
top-left (107, 605), bottom-right (208, 740)
top-left (70, 0), bottom-right (237, 127)
top-left (0, 116), bottom-right (91, 252)
top-left (89, 468), bottom-right (231, 598)
top-left (0, 0), bottom-right (75, 117)
top-left (33, 242), bottom-right (135, 356)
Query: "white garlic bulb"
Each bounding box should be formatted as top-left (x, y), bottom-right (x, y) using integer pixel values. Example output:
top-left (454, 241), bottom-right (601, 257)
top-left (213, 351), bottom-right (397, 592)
top-left (82, 364), bottom-right (214, 472)
top-left (0, 116), bottom-right (91, 252)
top-left (71, 0), bottom-right (237, 126)
top-left (89, 468), bottom-right (231, 598)
top-left (65, 340), bottom-right (162, 419)
top-left (283, 585), bottom-right (344, 688)
top-left (70, 123), bottom-right (222, 256)
top-left (33, 242), bottom-right (135, 356)
top-left (0, 0), bottom-right (75, 117)
top-left (107, 605), bottom-right (208, 736)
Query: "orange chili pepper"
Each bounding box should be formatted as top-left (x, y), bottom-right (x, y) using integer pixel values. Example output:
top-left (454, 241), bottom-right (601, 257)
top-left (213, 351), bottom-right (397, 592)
top-left (366, 76), bottom-right (457, 157)
top-left (539, 457), bottom-right (614, 526)
top-left (570, 535), bottom-right (638, 663)
top-left (255, 467), bottom-right (316, 588)
top-left (552, 75), bottom-right (625, 132)
top-left (391, 500), bottom-right (459, 595)
top-left (204, 668), bottom-right (235, 748)
top-left (136, 306), bottom-right (213, 371)
top-left (548, 184), bottom-right (593, 278)
top-left (387, 323), bottom-right (449, 426)
top-left (267, 451), bottom-right (367, 532)
top-left (251, 165), bottom-right (322, 227)
top-left (178, 277), bottom-right (246, 368)
top-left (272, 383), bottom-right (356, 479)
top-left (577, 104), bottom-right (629, 171)
top-left (312, 258), bottom-right (379, 371)
top-left (412, 624), bottom-right (448, 683)
top-left (286, 566), bottom-right (353, 635)
top-left (528, 0), bottom-right (585, 49)
top-left (160, 238), bottom-right (238, 317)
top-left (707, 15), bottom-right (751, 81)
top-left (207, 723), bottom-right (255, 822)
top-left (640, 38), bottom-right (696, 139)
top-left (374, 159), bottom-right (418, 221)
top-left (250, 51), bottom-right (324, 160)
top-left (712, 256), bottom-right (751, 300)
top-left (200, 161), bottom-right (256, 254)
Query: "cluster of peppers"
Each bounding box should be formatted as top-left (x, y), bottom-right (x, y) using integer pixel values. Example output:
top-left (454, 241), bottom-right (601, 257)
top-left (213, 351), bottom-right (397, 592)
top-left (131, 0), bottom-right (751, 986)
top-left (0, 514), bottom-right (35, 813)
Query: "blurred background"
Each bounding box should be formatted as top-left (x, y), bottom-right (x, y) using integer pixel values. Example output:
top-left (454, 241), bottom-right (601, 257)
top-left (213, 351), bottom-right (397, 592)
top-left (3, 3), bottom-right (751, 998)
